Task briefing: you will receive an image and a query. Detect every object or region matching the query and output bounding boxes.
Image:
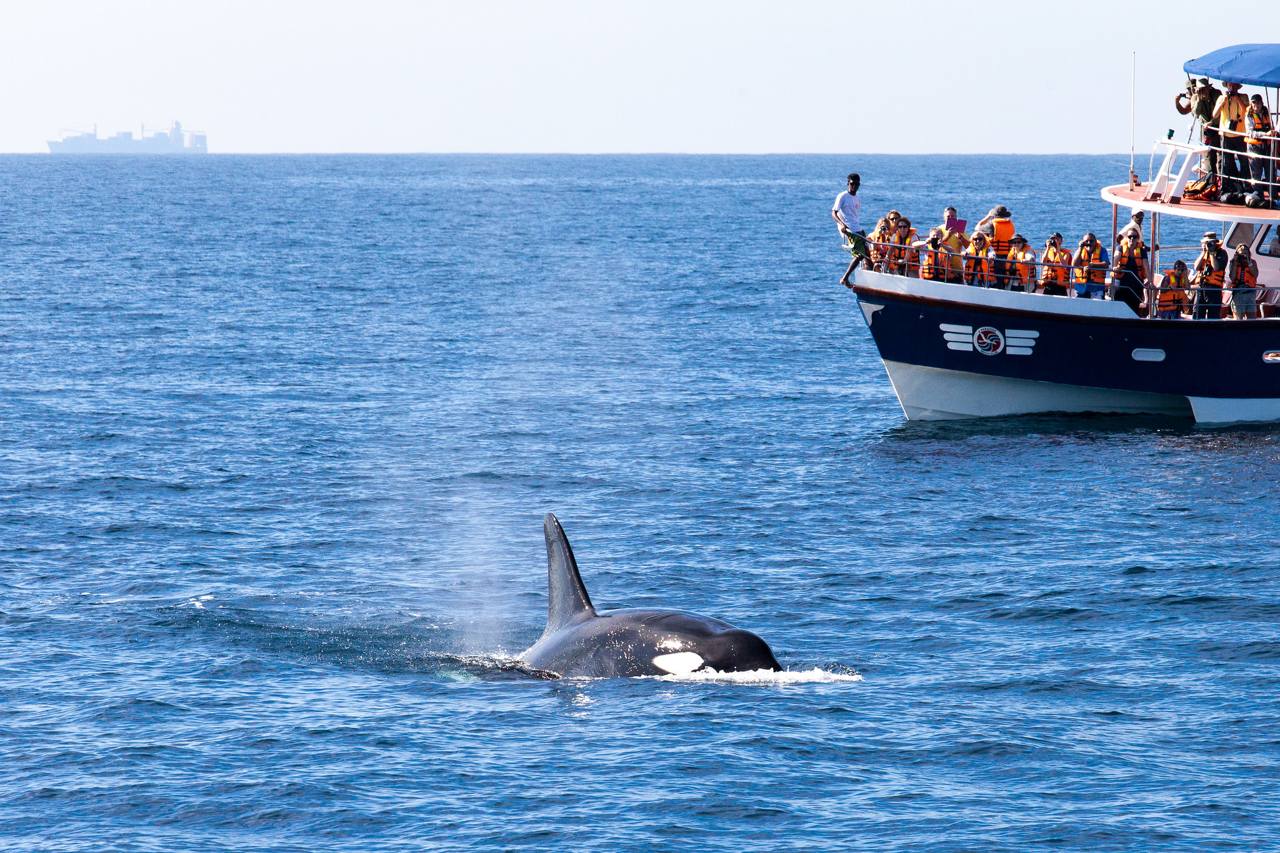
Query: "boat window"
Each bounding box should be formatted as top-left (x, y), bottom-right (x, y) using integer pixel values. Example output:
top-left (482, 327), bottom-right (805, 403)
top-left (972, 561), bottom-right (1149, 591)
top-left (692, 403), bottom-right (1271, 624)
top-left (1225, 222), bottom-right (1256, 250)
top-left (1257, 226), bottom-right (1279, 258)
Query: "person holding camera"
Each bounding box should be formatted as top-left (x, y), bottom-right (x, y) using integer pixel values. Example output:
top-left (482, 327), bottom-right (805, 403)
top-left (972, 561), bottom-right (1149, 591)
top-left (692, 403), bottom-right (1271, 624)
top-left (1040, 233), bottom-right (1073, 296)
top-left (1192, 232), bottom-right (1228, 319)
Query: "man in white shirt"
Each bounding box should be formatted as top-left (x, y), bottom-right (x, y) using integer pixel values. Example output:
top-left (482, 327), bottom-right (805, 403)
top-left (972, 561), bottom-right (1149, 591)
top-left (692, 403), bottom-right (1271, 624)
top-left (833, 173), bottom-right (865, 286)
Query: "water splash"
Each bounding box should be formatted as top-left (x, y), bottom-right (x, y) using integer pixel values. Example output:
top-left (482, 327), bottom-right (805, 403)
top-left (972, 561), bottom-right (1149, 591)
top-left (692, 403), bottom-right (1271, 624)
top-left (655, 667), bottom-right (863, 685)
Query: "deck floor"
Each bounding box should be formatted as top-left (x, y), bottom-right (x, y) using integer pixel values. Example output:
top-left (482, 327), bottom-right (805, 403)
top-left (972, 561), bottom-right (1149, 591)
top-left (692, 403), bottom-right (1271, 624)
top-left (1104, 183), bottom-right (1280, 224)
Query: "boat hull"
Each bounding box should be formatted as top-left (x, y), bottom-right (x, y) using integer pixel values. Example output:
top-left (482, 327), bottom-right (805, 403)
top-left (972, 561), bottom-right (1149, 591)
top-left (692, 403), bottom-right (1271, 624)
top-left (853, 271), bottom-right (1280, 425)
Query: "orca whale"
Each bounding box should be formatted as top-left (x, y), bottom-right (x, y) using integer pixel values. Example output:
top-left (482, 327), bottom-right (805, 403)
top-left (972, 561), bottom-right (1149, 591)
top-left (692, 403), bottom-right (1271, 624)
top-left (519, 513), bottom-right (782, 678)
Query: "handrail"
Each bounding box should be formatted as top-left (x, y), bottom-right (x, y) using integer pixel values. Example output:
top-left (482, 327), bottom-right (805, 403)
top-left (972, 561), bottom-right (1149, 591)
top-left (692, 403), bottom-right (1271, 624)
top-left (859, 238), bottom-right (1272, 320)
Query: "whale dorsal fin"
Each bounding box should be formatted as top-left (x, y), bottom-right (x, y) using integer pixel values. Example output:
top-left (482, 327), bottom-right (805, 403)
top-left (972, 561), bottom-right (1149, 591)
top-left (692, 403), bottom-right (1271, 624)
top-left (542, 513), bottom-right (595, 635)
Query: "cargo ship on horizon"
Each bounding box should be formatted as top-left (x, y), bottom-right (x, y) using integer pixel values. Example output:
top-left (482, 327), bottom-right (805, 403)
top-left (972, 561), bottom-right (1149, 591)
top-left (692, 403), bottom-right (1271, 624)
top-left (47, 121), bottom-right (207, 154)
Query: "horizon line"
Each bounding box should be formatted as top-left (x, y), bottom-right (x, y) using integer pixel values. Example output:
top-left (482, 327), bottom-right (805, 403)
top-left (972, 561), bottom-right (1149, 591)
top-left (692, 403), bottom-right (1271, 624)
top-left (4, 150), bottom-right (1136, 157)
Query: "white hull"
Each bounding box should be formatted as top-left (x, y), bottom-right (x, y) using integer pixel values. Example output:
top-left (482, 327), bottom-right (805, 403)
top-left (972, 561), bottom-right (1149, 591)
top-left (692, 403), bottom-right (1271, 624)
top-left (882, 360), bottom-right (1203, 420)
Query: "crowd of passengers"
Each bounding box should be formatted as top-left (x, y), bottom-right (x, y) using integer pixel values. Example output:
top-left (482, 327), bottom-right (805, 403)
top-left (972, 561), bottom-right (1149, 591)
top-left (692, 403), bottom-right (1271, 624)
top-left (856, 202), bottom-right (1267, 320)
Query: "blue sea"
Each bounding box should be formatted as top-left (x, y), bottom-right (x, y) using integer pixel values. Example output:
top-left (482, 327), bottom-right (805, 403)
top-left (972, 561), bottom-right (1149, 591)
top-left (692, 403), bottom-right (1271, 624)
top-left (2, 154), bottom-right (1278, 851)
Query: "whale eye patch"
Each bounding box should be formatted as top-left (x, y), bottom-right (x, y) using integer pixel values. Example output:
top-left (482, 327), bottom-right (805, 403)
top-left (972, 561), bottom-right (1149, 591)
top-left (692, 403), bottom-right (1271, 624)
top-left (652, 652), bottom-right (705, 675)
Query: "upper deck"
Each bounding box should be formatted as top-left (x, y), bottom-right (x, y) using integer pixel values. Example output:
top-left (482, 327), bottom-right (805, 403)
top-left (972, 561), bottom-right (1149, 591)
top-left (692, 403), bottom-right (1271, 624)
top-left (1101, 183), bottom-right (1280, 225)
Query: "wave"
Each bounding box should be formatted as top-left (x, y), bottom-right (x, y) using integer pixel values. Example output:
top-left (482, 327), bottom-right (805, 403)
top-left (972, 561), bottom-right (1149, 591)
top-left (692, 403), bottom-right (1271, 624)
top-left (654, 666), bottom-right (863, 685)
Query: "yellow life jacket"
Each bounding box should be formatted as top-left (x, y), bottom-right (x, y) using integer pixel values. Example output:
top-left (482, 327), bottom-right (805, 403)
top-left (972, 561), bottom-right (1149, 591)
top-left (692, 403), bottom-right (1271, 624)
top-left (1219, 93), bottom-right (1249, 133)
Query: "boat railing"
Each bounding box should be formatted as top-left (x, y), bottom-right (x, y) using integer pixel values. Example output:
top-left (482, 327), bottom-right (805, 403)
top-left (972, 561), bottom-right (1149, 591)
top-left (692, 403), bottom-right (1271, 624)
top-left (1146, 137), bottom-right (1279, 204)
top-left (860, 238), bottom-right (1273, 319)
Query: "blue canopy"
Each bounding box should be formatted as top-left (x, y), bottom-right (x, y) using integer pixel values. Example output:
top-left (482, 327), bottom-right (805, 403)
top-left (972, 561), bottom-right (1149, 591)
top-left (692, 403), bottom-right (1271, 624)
top-left (1184, 44), bottom-right (1280, 87)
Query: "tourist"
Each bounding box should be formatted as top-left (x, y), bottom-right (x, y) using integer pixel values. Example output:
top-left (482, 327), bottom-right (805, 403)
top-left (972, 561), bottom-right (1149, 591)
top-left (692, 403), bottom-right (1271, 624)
top-left (974, 206), bottom-right (1015, 288)
top-left (1118, 210), bottom-right (1145, 243)
top-left (1246, 94), bottom-right (1275, 194)
top-left (867, 217), bottom-right (895, 272)
top-left (914, 229), bottom-right (949, 282)
top-left (1040, 233), bottom-right (1073, 296)
top-left (1227, 243), bottom-right (1259, 319)
top-left (1189, 78), bottom-right (1223, 177)
top-left (833, 173), bottom-right (865, 286)
top-left (1111, 231), bottom-right (1149, 315)
top-left (895, 217), bottom-right (920, 277)
top-left (938, 207), bottom-right (969, 282)
top-left (1156, 260), bottom-right (1190, 319)
top-left (1192, 232), bottom-right (1228, 319)
top-left (1212, 81), bottom-right (1250, 182)
top-left (962, 233), bottom-right (993, 287)
top-left (1006, 234), bottom-right (1036, 293)
top-left (1072, 233), bottom-right (1109, 299)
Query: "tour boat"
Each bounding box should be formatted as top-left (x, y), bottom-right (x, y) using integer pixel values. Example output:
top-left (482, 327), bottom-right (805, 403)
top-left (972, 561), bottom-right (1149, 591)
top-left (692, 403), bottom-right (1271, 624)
top-left (849, 44), bottom-right (1280, 425)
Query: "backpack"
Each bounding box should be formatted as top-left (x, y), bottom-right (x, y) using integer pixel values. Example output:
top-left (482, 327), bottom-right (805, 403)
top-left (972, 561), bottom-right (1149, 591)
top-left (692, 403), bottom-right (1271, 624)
top-left (1183, 176), bottom-right (1218, 201)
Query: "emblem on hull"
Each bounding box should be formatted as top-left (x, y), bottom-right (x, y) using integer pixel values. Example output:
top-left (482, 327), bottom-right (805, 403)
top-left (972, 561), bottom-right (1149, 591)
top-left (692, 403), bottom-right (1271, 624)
top-left (940, 324), bottom-right (1038, 356)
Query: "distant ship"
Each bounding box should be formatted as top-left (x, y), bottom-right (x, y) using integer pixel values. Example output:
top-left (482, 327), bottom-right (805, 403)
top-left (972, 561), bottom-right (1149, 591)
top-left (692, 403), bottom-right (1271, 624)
top-left (47, 121), bottom-right (207, 154)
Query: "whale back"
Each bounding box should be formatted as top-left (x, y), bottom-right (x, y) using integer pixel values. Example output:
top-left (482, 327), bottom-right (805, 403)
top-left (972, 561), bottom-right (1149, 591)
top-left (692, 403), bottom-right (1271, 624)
top-left (542, 513), bottom-right (596, 636)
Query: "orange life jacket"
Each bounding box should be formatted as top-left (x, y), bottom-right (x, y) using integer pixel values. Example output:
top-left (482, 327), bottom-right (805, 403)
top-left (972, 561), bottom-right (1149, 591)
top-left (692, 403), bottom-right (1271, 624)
top-left (1041, 245), bottom-right (1071, 284)
top-left (990, 218), bottom-right (1015, 256)
top-left (1196, 250), bottom-right (1226, 287)
top-left (1117, 238), bottom-right (1145, 269)
top-left (1074, 245), bottom-right (1106, 284)
top-left (1230, 259), bottom-right (1258, 288)
top-left (1157, 269), bottom-right (1189, 312)
top-left (894, 228), bottom-right (919, 274)
top-left (1007, 248), bottom-right (1035, 285)
top-left (920, 246), bottom-right (946, 281)
top-left (1247, 104), bottom-right (1274, 147)
top-left (963, 244), bottom-right (992, 284)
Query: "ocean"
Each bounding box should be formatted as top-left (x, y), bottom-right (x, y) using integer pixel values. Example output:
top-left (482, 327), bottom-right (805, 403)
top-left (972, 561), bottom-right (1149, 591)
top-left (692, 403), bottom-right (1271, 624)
top-left (1, 154), bottom-right (1278, 851)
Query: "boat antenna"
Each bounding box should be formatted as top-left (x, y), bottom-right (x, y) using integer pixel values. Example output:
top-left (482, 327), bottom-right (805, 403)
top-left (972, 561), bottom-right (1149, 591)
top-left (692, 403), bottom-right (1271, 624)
top-left (1129, 50), bottom-right (1137, 182)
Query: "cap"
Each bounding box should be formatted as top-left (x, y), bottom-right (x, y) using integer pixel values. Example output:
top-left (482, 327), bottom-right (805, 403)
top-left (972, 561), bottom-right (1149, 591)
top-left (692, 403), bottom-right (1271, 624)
top-left (1050, 232), bottom-right (1063, 241)
top-left (994, 205), bottom-right (1011, 217)
top-left (1202, 231), bottom-right (1219, 242)
top-left (1011, 234), bottom-right (1026, 244)
top-left (1198, 77), bottom-right (1210, 85)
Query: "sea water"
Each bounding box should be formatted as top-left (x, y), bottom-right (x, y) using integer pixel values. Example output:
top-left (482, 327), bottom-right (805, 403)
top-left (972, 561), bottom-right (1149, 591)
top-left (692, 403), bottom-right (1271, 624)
top-left (1, 154), bottom-right (1277, 851)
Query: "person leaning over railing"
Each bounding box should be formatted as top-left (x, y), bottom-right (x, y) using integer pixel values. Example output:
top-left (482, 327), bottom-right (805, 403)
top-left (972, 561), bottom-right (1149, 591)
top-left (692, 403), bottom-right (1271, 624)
top-left (1111, 231), bottom-right (1149, 316)
top-left (1040, 233), bottom-right (1073, 296)
top-left (962, 232), bottom-right (994, 287)
top-left (1228, 243), bottom-right (1260, 320)
top-left (1192, 232), bottom-right (1228, 319)
top-left (1246, 94), bottom-right (1275, 194)
top-left (1156, 260), bottom-right (1191, 319)
top-left (1072, 233), bottom-right (1109, 299)
top-left (1006, 235), bottom-right (1037, 293)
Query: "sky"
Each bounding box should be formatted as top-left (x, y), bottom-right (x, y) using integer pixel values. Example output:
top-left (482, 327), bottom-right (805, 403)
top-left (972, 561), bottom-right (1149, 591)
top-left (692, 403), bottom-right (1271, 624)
top-left (0, 0), bottom-right (1275, 154)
